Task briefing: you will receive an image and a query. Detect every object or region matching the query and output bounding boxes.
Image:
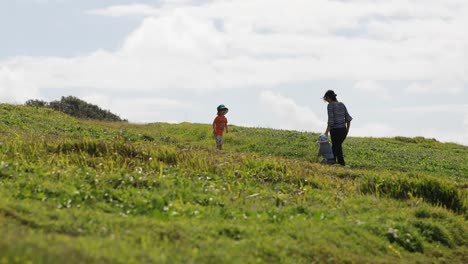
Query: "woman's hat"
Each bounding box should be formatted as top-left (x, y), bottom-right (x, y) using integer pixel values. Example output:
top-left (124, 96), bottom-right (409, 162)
top-left (317, 134), bottom-right (329, 143)
top-left (217, 104), bottom-right (229, 112)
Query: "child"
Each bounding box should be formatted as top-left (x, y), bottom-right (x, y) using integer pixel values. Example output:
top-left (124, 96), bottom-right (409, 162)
top-left (213, 104), bottom-right (229, 150)
top-left (317, 134), bottom-right (335, 165)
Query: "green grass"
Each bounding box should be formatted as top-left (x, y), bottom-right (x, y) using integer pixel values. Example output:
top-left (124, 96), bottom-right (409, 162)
top-left (0, 104), bottom-right (467, 263)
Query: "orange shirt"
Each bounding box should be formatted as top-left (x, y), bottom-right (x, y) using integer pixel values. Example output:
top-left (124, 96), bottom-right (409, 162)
top-left (213, 115), bottom-right (228, 136)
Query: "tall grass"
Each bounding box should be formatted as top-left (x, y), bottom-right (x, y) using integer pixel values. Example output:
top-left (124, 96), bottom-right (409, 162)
top-left (0, 104), bottom-right (467, 263)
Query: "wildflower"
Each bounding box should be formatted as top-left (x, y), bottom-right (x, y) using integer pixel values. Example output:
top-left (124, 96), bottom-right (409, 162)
top-left (355, 220), bottom-right (365, 226)
top-left (405, 233), bottom-right (412, 243)
top-left (119, 212), bottom-right (128, 218)
top-left (388, 227), bottom-right (399, 238)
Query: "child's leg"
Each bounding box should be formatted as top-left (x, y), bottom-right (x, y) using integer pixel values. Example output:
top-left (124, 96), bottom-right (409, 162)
top-left (216, 135), bottom-right (223, 150)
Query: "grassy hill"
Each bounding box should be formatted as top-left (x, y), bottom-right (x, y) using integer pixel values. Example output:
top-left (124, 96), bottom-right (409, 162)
top-left (0, 103), bottom-right (466, 263)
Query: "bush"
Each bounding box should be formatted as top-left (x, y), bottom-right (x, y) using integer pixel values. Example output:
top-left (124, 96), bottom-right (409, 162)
top-left (387, 225), bottom-right (424, 252)
top-left (413, 220), bottom-right (454, 248)
top-left (25, 99), bottom-right (48, 107)
top-left (394, 136), bottom-right (438, 144)
top-left (360, 175), bottom-right (466, 214)
top-left (25, 96), bottom-right (126, 122)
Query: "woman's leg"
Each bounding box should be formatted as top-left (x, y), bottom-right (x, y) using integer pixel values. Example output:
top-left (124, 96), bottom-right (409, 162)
top-left (330, 128), bottom-right (347, 166)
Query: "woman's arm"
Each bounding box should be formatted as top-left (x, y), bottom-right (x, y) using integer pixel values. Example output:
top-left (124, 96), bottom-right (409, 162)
top-left (325, 125), bottom-right (331, 136)
top-left (344, 104), bottom-right (352, 134)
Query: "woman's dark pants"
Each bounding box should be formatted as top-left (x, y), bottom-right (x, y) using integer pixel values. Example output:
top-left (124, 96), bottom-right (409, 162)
top-left (330, 127), bottom-right (348, 166)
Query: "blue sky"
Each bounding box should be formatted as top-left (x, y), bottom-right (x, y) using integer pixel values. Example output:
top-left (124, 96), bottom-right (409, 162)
top-left (1, 0), bottom-right (467, 145)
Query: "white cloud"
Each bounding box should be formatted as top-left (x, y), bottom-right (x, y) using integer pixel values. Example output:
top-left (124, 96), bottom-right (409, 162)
top-left (86, 1), bottom-right (199, 17)
top-left (392, 104), bottom-right (468, 113)
top-left (354, 80), bottom-right (391, 100)
top-left (352, 122), bottom-right (468, 146)
top-left (34, 0), bottom-right (67, 3)
top-left (388, 104), bottom-right (468, 145)
top-left (107, 97), bottom-right (191, 123)
top-left (464, 113), bottom-right (468, 129)
top-left (406, 83), bottom-right (429, 94)
top-left (406, 79), bottom-right (466, 95)
top-left (117, 98), bottom-right (190, 123)
top-left (461, 113), bottom-right (468, 143)
top-left (2, 0), bottom-right (468, 134)
top-left (121, 13), bottom-right (226, 61)
top-left (259, 91), bottom-right (325, 132)
top-left (87, 4), bottom-right (162, 17)
top-left (418, 126), bottom-right (468, 146)
top-left (3, 1), bottom-right (468, 96)
top-left (352, 123), bottom-right (399, 138)
top-left (0, 65), bottom-right (41, 103)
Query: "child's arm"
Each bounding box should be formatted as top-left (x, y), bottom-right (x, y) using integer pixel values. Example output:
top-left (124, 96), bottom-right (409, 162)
top-left (212, 120), bottom-right (217, 135)
top-left (225, 122), bottom-right (228, 133)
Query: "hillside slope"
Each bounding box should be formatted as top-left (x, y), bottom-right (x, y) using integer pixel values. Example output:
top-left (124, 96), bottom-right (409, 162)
top-left (0, 104), bottom-right (467, 263)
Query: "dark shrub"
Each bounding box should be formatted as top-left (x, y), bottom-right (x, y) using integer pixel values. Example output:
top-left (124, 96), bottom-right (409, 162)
top-left (25, 96), bottom-right (126, 122)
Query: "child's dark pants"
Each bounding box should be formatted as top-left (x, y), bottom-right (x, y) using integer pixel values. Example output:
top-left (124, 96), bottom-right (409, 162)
top-left (330, 127), bottom-right (348, 166)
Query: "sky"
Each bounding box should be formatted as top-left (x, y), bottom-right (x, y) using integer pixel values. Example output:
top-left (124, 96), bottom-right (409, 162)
top-left (1, 0), bottom-right (467, 145)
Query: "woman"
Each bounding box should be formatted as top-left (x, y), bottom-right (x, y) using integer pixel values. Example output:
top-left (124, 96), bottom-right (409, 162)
top-left (323, 90), bottom-right (353, 166)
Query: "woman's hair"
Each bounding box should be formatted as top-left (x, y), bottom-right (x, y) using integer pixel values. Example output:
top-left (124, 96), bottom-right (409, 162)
top-left (323, 90), bottom-right (337, 101)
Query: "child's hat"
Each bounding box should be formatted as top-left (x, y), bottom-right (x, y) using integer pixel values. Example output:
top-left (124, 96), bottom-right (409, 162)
top-left (217, 104), bottom-right (229, 112)
top-left (317, 134), bottom-right (329, 143)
